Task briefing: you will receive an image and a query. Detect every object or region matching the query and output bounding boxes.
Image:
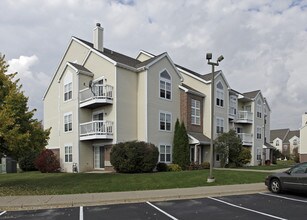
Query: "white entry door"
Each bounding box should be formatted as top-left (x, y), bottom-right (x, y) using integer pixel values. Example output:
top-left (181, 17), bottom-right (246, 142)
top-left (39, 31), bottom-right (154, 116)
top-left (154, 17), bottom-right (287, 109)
top-left (94, 146), bottom-right (105, 169)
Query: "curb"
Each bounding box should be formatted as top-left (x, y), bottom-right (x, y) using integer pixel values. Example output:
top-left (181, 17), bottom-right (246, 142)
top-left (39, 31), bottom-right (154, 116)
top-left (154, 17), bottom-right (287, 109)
top-left (0, 183), bottom-right (268, 211)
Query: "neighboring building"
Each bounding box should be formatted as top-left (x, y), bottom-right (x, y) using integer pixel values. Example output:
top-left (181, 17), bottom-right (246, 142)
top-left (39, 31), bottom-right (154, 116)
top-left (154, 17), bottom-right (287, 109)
top-left (270, 128), bottom-right (300, 157)
top-left (43, 24), bottom-right (271, 172)
top-left (299, 113), bottom-right (307, 162)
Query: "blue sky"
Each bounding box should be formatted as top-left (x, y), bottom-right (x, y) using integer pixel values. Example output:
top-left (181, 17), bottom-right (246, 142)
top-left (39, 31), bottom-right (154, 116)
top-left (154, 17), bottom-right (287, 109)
top-left (1, 0), bottom-right (307, 130)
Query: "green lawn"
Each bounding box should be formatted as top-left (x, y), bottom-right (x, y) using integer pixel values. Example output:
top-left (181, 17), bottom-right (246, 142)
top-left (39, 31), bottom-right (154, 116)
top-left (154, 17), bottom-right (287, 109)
top-left (0, 169), bottom-right (269, 196)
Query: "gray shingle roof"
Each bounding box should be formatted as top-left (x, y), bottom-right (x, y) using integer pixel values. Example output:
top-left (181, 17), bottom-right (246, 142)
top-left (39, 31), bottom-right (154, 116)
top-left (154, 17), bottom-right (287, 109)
top-left (188, 132), bottom-right (211, 145)
top-left (68, 62), bottom-right (91, 73)
top-left (284, 130), bottom-right (300, 144)
top-left (74, 37), bottom-right (142, 68)
top-left (270, 129), bottom-right (290, 142)
top-left (175, 64), bottom-right (221, 81)
top-left (242, 90), bottom-right (260, 99)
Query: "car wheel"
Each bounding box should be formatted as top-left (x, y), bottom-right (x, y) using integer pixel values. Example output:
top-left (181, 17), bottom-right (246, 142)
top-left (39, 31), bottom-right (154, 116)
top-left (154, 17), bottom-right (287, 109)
top-left (270, 178), bottom-right (282, 193)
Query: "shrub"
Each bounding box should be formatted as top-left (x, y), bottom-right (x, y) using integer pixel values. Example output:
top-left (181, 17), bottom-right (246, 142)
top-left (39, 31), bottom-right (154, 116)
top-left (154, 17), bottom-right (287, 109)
top-left (238, 148), bottom-right (252, 166)
top-left (187, 162), bottom-right (201, 170)
top-left (19, 150), bottom-right (40, 171)
top-left (156, 162), bottom-right (168, 172)
top-left (110, 141), bottom-right (159, 173)
top-left (167, 163), bottom-right (182, 172)
top-left (35, 149), bottom-right (60, 173)
top-left (200, 161), bottom-right (210, 169)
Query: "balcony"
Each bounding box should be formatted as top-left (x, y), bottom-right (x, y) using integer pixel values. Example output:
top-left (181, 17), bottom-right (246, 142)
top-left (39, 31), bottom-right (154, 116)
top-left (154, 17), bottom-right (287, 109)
top-left (236, 111), bottom-right (253, 123)
top-left (80, 120), bottom-right (113, 140)
top-left (79, 85), bottom-right (113, 108)
top-left (238, 133), bottom-right (253, 146)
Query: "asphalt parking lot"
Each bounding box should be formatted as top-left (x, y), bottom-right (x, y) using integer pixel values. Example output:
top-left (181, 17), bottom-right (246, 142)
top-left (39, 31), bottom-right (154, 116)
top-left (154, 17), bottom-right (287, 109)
top-left (1, 192), bottom-right (307, 220)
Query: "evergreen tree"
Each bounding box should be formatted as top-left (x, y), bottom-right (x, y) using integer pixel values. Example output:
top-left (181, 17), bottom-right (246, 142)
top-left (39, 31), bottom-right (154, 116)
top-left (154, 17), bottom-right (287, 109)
top-left (0, 54), bottom-right (50, 160)
top-left (172, 119), bottom-right (190, 169)
top-left (172, 119), bottom-right (181, 165)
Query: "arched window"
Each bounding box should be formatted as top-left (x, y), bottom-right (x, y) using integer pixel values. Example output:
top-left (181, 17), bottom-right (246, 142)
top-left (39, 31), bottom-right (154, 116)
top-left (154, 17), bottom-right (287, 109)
top-left (160, 70), bottom-right (171, 100)
top-left (216, 81), bottom-right (224, 107)
top-left (276, 140), bottom-right (279, 146)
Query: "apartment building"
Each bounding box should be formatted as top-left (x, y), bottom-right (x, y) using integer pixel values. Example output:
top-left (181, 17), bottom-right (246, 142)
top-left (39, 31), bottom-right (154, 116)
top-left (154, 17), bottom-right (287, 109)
top-left (299, 113), bottom-right (307, 162)
top-left (270, 128), bottom-right (300, 156)
top-left (43, 24), bottom-right (271, 172)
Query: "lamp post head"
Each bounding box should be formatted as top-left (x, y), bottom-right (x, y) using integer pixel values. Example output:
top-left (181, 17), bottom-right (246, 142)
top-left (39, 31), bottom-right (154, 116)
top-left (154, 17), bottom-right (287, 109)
top-left (206, 53), bottom-right (212, 60)
top-left (217, 55), bottom-right (224, 63)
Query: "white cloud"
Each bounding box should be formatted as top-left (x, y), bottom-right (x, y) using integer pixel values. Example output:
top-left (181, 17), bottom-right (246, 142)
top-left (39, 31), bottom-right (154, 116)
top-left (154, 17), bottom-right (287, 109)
top-left (7, 55), bottom-right (50, 121)
top-left (1, 0), bottom-right (307, 129)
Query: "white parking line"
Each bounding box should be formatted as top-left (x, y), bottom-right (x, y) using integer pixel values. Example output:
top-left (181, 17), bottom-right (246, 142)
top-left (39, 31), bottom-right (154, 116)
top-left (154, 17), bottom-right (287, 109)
top-left (0, 211), bottom-right (7, 216)
top-left (208, 197), bottom-right (287, 220)
top-left (146, 201), bottom-right (179, 220)
top-left (80, 206), bottom-right (83, 220)
top-left (259, 192), bottom-right (307, 203)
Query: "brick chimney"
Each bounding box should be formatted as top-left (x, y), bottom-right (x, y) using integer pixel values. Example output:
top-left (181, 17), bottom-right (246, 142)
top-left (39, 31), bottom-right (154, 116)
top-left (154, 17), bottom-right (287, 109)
top-left (93, 23), bottom-right (103, 52)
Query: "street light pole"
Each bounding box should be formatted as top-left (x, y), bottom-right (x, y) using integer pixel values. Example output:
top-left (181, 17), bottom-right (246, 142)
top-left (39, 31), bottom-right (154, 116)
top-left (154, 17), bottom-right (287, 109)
top-left (206, 53), bottom-right (224, 183)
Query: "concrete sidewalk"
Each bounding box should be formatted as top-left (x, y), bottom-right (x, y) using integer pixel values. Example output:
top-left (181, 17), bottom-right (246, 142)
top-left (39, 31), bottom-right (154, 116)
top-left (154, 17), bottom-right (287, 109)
top-left (0, 183), bottom-right (268, 211)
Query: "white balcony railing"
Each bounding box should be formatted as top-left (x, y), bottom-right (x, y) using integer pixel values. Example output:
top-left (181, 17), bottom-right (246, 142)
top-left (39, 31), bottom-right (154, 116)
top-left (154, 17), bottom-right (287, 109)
top-left (236, 111), bottom-right (253, 123)
top-left (238, 133), bottom-right (253, 146)
top-left (79, 85), bottom-right (113, 107)
top-left (80, 120), bottom-right (113, 140)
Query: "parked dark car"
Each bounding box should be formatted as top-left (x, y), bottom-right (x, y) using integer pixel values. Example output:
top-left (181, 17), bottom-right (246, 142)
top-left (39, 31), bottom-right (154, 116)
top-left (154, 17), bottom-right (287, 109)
top-left (265, 162), bottom-right (307, 193)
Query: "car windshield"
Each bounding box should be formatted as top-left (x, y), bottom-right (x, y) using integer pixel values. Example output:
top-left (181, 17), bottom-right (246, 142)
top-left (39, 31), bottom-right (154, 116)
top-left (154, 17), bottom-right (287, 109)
top-left (289, 163), bottom-right (307, 174)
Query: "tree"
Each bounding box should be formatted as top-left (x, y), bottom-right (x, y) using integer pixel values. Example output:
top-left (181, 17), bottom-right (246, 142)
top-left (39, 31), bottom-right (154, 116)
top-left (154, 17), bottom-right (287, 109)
top-left (0, 54), bottom-right (50, 160)
top-left (110, 141), bottom-right (159, 173)
top-left (215, 129), bottom-right (245, 167)
top-left (172, 119), bottom-right (190, 169)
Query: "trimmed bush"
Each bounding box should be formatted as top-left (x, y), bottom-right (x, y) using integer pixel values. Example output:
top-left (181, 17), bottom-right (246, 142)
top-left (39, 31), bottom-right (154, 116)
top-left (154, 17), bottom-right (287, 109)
top-left (200, 161), bottom-right (210, 169)
top-left (167, 163), bottom-right (182, 172)
top-left (110, 141), bottom-right (159, 173)
top-left (156, 162), bottom-right (168, 172)
top-left (35, 149), bottom-right (60, 173)
top-left (19, 150), bottom-right (40, 171)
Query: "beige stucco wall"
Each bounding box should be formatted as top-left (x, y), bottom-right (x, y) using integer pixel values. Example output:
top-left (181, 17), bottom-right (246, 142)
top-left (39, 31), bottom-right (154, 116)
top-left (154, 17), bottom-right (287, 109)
top-left (137, 70), bottom-right (147, 141)
top-left (116, 67), bottom-right (138, 142)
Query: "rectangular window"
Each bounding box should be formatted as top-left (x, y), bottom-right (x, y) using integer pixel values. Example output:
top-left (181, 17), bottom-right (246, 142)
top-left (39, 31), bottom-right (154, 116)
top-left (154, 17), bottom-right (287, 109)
top-left (257, 127), bottom-right (262, 139)
top-left (64, 113), bottom-right (72, 132)
top-left (257, 148), bottom-right (261, 160)
top-left (216, 117), bottom-right (224, 134)
top-left (160, 111), bottom-right (171, 131)
top-left (159, 145), bottom-right (171, 163)
top-left (65, 145), bottom-right (72, 162)
top-left (64, 82), bottom-right (72, 101)
top-left (216, 90), bottom-right (224, 107)
top-left (160, 80), bottom-right (171, 100)
top-left (191, 99), bottom-right (201, 125)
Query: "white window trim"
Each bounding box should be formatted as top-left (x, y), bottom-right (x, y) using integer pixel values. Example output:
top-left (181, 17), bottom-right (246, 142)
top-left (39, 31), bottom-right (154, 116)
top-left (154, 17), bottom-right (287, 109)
top-left (64, 145), bottom-right (73, 163)
top-left (256, 99), bottom-right (262, 118)
top-left (159, 69), bottom-right (172, 101)
top-left (216, 117), bottom-right (225, 134)
top-left (64, 112), bottom-right (73, 133)
top-left (159, 144), bottom-right (172, 163)
top-left (256, 126), bottom-right (262, 139)
top-left (216, 81), bottom-right (224, 108)
top-left (64, 82), bottom-right (73, 102)
top-left (191, 99), bottom-right (201, 125)
top-left (159, 110), bottom-right (172, 132)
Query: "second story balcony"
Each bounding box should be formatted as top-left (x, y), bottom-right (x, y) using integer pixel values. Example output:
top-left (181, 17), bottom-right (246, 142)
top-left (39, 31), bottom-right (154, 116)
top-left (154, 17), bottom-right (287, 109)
top-left (236, 111), bottom-right (253, 123)
top-left (238, 133), bottom-right (253, 146)
top-left (80, 120), bottom-right (113, 141)
top-left (79, 85), bottom-right (113, 108)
